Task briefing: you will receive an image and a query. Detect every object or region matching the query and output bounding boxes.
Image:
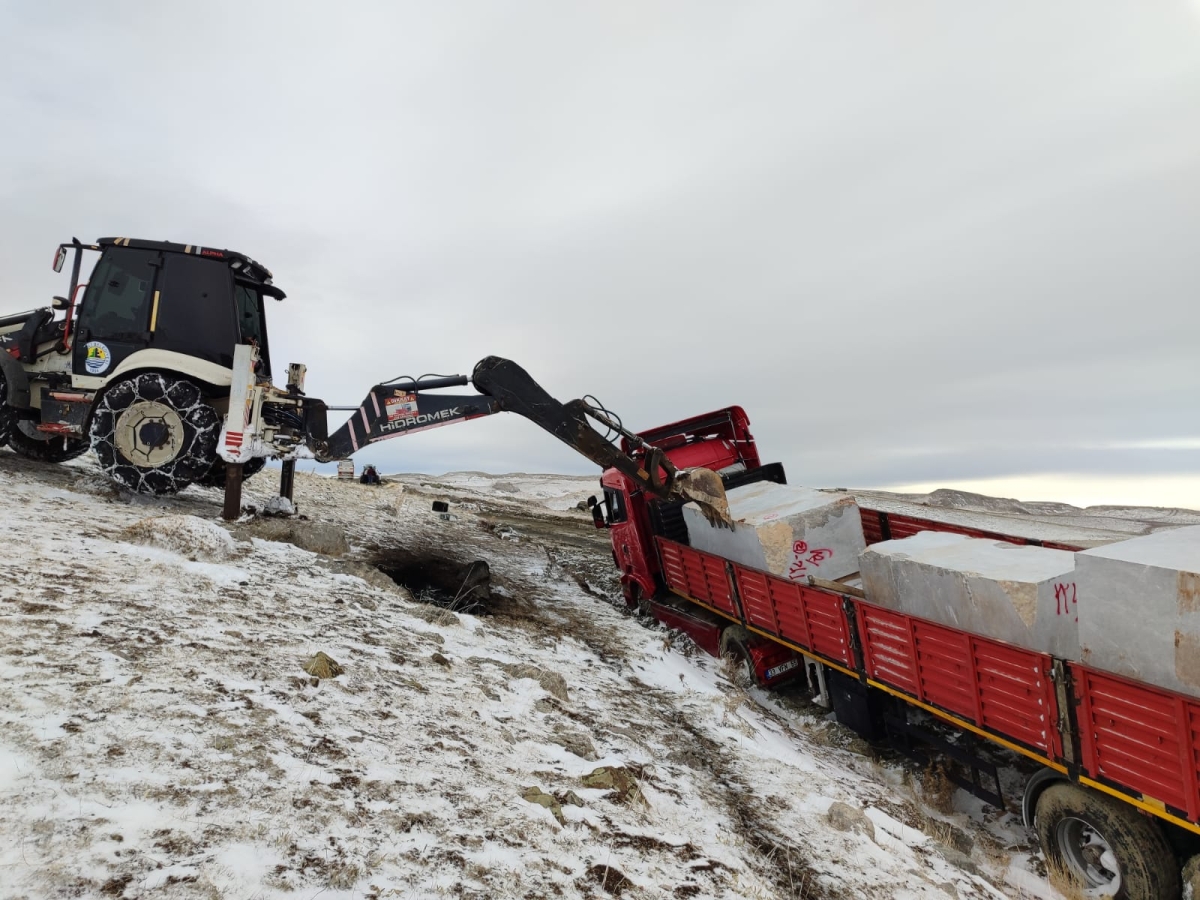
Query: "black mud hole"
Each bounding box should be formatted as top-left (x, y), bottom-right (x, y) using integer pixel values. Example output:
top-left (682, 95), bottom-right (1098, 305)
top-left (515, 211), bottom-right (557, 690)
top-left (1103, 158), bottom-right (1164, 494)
top-left (374, 548), bottom-right (492, 614)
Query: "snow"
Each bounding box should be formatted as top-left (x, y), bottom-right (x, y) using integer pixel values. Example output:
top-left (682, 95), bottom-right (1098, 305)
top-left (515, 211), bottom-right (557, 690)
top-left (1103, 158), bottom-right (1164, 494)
top-left (0, 450), bottom-right (1075, 899)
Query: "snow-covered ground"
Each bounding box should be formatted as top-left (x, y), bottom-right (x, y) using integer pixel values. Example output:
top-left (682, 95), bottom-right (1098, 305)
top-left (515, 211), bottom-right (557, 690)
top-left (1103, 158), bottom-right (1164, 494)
top-left (386, 471), bottom-right (602, 513)
top-left (1, 453), bottom-right (1132, 899)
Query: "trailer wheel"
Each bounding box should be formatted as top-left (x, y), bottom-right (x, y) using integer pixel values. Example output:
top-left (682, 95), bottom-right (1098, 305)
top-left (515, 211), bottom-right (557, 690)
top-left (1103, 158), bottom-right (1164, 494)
top-left (1035, 783), bottom-right (1180, 900)
top-left (7, 420), bottom-right (90, 462)
top-left (90, 373), bottom-right (220, 495)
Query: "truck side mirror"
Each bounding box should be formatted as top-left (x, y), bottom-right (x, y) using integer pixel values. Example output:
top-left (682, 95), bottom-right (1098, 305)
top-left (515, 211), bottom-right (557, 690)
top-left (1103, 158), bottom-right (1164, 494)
top-left (592, 505), bottom-right (606, 529)
top-left (586, 495), bottom-right (598, 507)
top-left (52, 245), bottom-right (66, 273)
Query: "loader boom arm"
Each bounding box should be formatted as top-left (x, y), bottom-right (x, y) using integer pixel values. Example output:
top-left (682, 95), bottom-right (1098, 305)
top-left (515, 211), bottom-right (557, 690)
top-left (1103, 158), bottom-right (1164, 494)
top-left (299, 356), bottom-right (730, 523)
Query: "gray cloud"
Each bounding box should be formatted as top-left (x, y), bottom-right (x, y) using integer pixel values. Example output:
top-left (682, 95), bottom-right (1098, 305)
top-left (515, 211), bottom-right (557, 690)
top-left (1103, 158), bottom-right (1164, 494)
top-left (2, 1), bottom-right (1198, 496)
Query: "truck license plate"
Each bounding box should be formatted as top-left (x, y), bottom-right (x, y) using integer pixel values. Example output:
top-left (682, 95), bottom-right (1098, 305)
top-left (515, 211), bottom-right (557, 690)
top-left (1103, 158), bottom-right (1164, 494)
top-left (765, 658), bottom-right (799, 679)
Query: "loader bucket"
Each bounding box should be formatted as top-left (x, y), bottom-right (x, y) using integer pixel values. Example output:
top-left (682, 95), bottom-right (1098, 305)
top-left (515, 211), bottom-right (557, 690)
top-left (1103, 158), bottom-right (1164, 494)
top-left (674, 467), bottom-right (733, 528)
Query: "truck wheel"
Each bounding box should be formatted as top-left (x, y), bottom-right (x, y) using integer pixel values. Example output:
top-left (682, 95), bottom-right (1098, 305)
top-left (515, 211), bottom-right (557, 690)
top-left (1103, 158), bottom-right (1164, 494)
top-left (90, 373), bottom-right (220, 495)
top-left (7, 421), bottom-right (90, 462)
top-left (197, 456), bottom-right (267, 489)
top-left (720, 626), bottom-right (762, 688)
top-left (1035, 783), bottom-right (1180, 900)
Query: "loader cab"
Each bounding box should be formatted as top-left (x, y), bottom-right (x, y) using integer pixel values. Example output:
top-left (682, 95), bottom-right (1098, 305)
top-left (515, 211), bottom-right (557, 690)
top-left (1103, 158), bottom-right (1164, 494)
top-left (63, 238), bottom-right (281, 384)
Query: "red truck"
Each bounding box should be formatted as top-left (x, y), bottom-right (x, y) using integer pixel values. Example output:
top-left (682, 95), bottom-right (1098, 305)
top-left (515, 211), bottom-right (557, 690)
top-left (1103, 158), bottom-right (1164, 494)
top-left (590, 405), bottom-right (1198, 900)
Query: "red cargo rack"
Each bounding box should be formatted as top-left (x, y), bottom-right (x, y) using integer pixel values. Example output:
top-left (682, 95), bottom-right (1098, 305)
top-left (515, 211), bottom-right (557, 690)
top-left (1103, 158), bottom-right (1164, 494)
top-left (1073, 663), bottom-right (1200, 823)
top-left (731, 564), bottom-right (854, 668)
top-left (657, 538), bottom-right (738, 618)
top-left (854, 601), bottom-right (1060, 760)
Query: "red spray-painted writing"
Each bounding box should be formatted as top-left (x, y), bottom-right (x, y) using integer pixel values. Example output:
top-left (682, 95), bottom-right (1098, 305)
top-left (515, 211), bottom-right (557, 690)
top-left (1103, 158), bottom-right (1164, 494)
top-left (1054, 582), bottom-right (1078, 622)
top-left (787, 540), bottom-right (833, 581)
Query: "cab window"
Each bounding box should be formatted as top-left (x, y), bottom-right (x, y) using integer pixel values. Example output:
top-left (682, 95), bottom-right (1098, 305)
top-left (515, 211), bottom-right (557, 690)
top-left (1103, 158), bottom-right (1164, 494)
top-left (78, 248), bottom-right (156, 339)
top-left (604, 487), bottom-right (627, 524)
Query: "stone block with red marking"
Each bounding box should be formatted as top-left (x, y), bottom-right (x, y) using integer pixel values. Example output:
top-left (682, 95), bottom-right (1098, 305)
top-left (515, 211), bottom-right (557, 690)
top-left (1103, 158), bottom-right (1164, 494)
top-left (1076, 525), bottom-right (1200, 696)
top-left (858, 531), bottom-right (1078, 657)
top-left (682, 482), bottom-right (865, 583)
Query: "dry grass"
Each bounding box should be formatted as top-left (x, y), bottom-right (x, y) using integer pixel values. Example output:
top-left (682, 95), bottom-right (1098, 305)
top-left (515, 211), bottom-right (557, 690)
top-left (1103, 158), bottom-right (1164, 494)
top-left (918, 761), bottom-right (959, 814)
top-left (1042, 855), bottom-right (1088, 900)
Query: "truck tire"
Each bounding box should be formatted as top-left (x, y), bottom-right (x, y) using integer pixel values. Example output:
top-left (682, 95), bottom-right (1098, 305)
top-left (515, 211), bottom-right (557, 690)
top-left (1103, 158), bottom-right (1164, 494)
top-left (197, 456), bottom-right (267, 489)
top-left (720, 625), bottom-right (763, 687)
top-left (90, 372), bottom-right (220, 495)
top-left (7, 421), bottom-right (90, 462)
top-left (1034, 783), bottom-right (1180, 900)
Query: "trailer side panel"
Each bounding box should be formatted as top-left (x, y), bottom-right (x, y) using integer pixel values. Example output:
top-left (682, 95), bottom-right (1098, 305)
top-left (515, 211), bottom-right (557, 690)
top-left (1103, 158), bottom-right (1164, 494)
top-left (1073, 663), bottom-right (1200, 822)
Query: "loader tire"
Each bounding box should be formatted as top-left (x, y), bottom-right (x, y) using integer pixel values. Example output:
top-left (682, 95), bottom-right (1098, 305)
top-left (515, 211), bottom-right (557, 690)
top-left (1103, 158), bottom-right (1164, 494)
top-left (90, 373), bottom-right (220, 495)
top-left (7, 421), bottom-right (90, 462)
top-left (0, 370), bottom-right (16, 448)
top-left (1035, 782), bottom-right (1180, 900)
top-left (0, 405), bottom-right (14, 449)
top-left (197, 456), bottom-right (267, 489)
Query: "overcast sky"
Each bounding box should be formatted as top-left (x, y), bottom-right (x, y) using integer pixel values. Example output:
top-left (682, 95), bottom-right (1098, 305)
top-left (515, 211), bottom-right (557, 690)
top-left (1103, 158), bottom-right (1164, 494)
top-left (2, 2), bottom-right (1198, 507)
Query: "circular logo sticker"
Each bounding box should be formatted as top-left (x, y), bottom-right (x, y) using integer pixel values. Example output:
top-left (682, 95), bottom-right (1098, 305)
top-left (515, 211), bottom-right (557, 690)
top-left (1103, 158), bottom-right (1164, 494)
top-left (84, 341), bottom-right (112, 375)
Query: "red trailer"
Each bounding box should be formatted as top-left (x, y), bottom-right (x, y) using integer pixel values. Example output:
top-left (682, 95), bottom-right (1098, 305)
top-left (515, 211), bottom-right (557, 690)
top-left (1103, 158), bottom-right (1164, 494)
top-left (589, 407), bottom-right (1197, 900)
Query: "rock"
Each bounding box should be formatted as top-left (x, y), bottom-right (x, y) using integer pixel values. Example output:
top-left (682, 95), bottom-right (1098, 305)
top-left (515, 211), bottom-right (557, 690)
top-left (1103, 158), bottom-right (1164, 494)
top-left (303, 652), bottom-right (344, 679)
top-left (406, 605), bottom-right (462, 627)
top-left (683, 482), bottom-right (866, 583)
top-left (121, 515), bottom-right (236, 562)
top-left (500, 663), bottom-right (569, 702)
top-left (559, 790), bottom-right (585, 807)
top-left (550, 729), bottom-right (596, 759)
top-left (1077, 526), bottom-right (1200, 694)
top-left (859, 531), bottom-right (1078, 657)
top-left (243, 518), bottom-right (350, 557)
top-left (938, 823), bottom-right (974, 856)
top-left (431, 652), bottom-right (451, 668)
top-left (262, 496), bottom-right (295, 517)
top-left (826, 801), bottom-right (875, 842)
top-left (520, 786), bottom-right (565, 824)
top-left (935, 846), bottom-right (979, 876)
top-left (581, 766), bottom-right (644, 805)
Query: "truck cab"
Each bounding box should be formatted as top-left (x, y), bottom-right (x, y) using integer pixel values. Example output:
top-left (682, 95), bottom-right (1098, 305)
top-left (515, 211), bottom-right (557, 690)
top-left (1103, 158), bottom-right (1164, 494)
top-left (595, 406), bottom-right (762, 604)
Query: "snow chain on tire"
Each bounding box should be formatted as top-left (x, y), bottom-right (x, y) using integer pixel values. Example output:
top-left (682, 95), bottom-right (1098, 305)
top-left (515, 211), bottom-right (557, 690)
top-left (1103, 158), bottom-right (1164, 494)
top-left (90, 372), bottom-right (220, 495)
top-left (0, 369), bottom-right (16, 448)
